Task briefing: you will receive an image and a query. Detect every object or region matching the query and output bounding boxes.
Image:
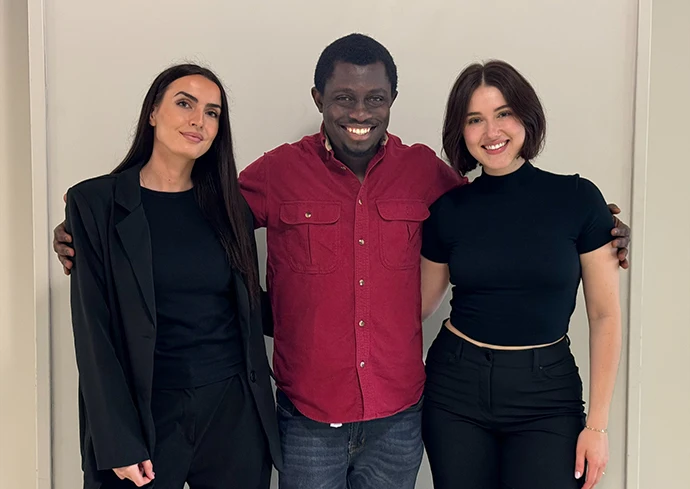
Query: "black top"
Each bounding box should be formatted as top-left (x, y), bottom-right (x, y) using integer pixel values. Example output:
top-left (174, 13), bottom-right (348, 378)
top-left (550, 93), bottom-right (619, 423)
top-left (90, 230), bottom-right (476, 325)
top-left (141, 187), bottom-right (244, 388)
top-left (421, 162), bottom-right (613, 346)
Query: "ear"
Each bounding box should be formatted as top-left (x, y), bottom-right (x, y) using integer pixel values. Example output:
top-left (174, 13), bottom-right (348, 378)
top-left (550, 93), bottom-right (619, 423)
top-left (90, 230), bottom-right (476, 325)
top-left (311, 87), bottom-right (324, 114)
top-left (149, 106), bottom-right (158, 127)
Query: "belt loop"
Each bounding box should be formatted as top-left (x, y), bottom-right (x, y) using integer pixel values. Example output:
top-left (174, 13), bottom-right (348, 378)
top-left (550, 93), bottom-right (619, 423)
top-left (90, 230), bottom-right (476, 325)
top-left (532, 348), bottom-right (540, 372)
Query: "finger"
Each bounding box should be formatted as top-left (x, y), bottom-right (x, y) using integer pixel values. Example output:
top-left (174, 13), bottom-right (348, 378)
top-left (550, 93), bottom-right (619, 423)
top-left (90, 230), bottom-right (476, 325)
top-left (63, 193), bottom-right (67, 203)
top-left (575, 451), bottom-right (586, 481)
top-left (55, 226), bottom-right (72, 243)
top-left (593, 468), bottom-right (606, 488)
top-left (607, 203), bottom-right (621, 214)
top-left (135, 475), bottom-right (153, 487)
top-left (611, 239), bottom-right (630, 252)
top-left (63, 266), bottom-right (72, 276)
top-left (611, 226), bottom-right (630, 238)
top-left (127, 470), bottom-right (147, 487)
top-left (141, 460), bottom-right (155, 480)
top-left (619, 258), bottom-right (630, 270)
top-left (55, 243), bottom-right (75, 258)
top-left (583, 465), bottom-right (599, 489)
top-left (617, 248), bottom-right (629, 260)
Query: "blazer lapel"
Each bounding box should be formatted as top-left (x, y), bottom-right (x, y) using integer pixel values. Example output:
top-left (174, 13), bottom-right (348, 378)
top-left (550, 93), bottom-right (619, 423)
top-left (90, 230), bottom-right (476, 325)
top-left (114, 165), bottom-right (156, 325)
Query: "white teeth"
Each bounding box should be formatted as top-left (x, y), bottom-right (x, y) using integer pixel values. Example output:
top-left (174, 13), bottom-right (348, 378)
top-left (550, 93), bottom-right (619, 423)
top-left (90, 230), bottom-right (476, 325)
top-left (347, 127), bottom-right (372, 135)
top-left (486, 141), bottom-right (507, 150)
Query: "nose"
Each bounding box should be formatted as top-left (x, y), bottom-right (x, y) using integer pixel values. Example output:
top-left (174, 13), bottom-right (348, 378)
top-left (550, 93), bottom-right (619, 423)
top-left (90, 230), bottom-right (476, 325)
top-left (486, 119), bottom-right (501, 139)
top-left (349, 99), bottom-right (371, 122)
top-left (190, 107), bottom-right (204, 128)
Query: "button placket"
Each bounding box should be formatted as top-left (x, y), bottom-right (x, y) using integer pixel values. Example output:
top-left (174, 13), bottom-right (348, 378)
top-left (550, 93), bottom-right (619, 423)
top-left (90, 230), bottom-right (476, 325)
top-left (353, 186), bottom-right (371, 414)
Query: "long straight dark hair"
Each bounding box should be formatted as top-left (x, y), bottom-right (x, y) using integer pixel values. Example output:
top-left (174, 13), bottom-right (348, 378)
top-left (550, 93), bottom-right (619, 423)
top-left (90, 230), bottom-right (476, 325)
top-left (112, 64), bottom-right (260, 306)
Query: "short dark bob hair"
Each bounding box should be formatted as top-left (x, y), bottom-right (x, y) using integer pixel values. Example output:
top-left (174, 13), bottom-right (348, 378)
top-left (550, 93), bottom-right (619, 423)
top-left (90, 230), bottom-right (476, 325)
top-left (443, 60), bottom-right (546, 175)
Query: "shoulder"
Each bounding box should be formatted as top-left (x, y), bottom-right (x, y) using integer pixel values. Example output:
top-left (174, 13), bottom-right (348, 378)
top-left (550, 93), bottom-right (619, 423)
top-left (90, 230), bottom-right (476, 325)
top-left (428, 185), bottom-right (467, 216)
top-left (264, 133), bottom-right (321, 162)
top-left (387, 135), bottom-right (441, 167)
top-left (533, 166), bottom-right (605, 202)
top-left (242, 134), bottom-right (321, 176)
top-left (68, 173), bottom-right (117, 209)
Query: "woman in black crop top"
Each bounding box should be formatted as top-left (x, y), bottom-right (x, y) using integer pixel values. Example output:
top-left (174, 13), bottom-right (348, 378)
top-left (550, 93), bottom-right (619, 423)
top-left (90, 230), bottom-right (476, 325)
top-left (420, 61), bottom-right (621, 489)
top-left (64, 65), bottom-right (280, 488)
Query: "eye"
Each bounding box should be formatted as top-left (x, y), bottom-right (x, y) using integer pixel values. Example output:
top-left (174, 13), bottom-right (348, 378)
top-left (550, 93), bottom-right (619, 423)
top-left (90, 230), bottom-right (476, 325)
top-left (497, 110), bottom-right (513, 118)
top-left (467, 117), bottom-right (481, 125)
top-left (336, 95), bottom-right (354, 102)
top-left (176, 99), bottom-right (192, 109)
top-left (206, 110), bottom-right (219, 118)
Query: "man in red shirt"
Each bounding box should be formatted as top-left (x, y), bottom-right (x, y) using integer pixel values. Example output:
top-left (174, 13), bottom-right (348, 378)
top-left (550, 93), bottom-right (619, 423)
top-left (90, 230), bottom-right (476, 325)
top-left (54, 33), bottom-right (631, 489)
top-left (238, 33), bottom-right (464, 489)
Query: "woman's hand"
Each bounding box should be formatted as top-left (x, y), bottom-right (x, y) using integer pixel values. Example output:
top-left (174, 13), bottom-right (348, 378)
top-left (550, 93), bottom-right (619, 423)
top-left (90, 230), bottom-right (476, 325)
top-left (112, 460), bottom-right (155, 487)
top-left (575, 428), bottom-right (609, 489)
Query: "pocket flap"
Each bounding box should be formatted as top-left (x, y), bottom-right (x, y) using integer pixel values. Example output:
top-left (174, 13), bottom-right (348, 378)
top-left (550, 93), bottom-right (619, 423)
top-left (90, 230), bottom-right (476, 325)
top-left (280, 202), bottom-right (341, 225)
top-left (376, 200), bottom-right (430, 222)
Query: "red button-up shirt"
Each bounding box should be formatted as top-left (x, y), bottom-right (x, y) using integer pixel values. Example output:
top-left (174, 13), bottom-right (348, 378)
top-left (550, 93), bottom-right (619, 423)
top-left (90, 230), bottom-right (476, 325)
top-left (239, 130), bottom-right (465, 423)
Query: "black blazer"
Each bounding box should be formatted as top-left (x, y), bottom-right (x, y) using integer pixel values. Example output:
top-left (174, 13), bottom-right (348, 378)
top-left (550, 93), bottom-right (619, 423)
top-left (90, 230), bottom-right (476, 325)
top-left (65, 164), bottom-right (281, 486)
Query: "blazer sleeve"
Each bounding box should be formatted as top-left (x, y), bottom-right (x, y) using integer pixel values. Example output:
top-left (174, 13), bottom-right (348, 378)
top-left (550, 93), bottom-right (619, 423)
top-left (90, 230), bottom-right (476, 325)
top-left (66, 188), bottom-right (150, 471)
top-left (243, 200), bottom-right (274, 337)
top-left (261, 288), bottom-right (274, 338)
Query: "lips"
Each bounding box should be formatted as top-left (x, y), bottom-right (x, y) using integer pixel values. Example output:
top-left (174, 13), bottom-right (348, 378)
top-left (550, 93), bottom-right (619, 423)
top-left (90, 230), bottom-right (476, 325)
top-left (345, 126), bottom-right (374, 136)
top-left (340, 125), bottom-right (378, 142)
top-left (482, 140), bottom-right (509, 155)
top-left (181, 132), bottom-right (203, 143)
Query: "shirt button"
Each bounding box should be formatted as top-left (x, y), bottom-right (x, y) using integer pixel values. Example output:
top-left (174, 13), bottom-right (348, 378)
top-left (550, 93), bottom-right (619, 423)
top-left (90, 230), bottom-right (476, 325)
top-left (340, 166), bottom-right (347, 170)
top-left (305, 212), bottom-right (312, 218)
top-left (360, 361), bottom-right (365, 368)
top-left (359, 279), bottom-right (365, 286)
top-left (359, 239), bottom-right (365, 245)
top-left (358, 199), bottom-right (363, 205)
top-left (359, 320), bottom-right (365, 327)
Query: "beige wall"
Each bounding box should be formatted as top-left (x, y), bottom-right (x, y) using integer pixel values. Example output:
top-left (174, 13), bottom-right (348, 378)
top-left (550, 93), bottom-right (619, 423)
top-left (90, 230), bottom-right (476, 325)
top-left (0, 0), bottom-right (38, 488)
top-left (636, 0), bottom-right (690, 487)
top-left (42, 2), bottom-right (636, 488)
top-left (3, 0), bottom-right (687, 488)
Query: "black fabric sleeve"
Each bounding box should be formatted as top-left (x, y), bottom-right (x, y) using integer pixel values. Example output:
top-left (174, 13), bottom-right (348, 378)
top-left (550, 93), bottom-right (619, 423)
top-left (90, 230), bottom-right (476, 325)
top-left (575, 177), bottom-right (615, 254)
top-left (66, 188), bottom-right (149, 471)
top-left (421, 195), bottom-right (450, 263)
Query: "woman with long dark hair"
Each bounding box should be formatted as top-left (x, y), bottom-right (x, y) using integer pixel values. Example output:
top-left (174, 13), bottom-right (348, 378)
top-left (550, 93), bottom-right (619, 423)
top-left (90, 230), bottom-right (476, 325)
top-left (65, 64), bottom-right (280, 488)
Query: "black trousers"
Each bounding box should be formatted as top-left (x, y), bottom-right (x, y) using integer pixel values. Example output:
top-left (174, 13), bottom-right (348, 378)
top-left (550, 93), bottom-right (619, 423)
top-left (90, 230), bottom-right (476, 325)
top-left (100, 374), bottom-right (271, 489)
top-left (422, 326), bottom-right (586, 489)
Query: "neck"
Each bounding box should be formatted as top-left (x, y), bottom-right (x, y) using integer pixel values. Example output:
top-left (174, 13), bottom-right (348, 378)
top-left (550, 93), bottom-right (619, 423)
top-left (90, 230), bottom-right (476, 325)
top-left (332, 143), bottom-right (380, 181)
top-left (141, 148), bottom-right (194, 192)
top-left (482, 157), bottom-right (525, 177)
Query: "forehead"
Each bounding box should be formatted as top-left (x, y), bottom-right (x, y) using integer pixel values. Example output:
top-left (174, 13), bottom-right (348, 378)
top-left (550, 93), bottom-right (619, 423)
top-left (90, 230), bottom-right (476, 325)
top-left (166, 75), bottom-right (222, 104)
top-left (325, 61), bottom-right (391, 93)
top-left (468, 85), bottom-right (508, 112)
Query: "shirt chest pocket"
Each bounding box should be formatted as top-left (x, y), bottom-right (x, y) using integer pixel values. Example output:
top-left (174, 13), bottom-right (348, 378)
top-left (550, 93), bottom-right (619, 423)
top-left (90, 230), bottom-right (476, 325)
top-left (279, 202), bottom-right (341, 274)
top-left (376, 200), bottom-right (430, 270)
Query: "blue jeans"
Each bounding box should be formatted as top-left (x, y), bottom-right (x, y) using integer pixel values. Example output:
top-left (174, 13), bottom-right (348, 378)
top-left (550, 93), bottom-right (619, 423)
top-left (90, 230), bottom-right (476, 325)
top-left (276, 391), bottom-right (424, 489)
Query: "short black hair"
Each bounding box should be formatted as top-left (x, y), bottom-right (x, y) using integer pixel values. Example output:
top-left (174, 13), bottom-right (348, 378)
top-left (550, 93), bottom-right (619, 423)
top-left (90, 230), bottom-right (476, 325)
top-left (314, 33), bottom-right (398, 94)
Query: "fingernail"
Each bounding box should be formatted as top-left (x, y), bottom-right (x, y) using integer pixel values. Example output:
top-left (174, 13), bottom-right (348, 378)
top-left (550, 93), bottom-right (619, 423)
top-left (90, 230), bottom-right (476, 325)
top-left (575, 471), bottom-right (582, 479)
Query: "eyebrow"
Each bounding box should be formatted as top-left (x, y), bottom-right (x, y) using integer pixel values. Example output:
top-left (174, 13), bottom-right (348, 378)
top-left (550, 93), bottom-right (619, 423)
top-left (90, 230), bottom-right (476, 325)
top-left (466, 105), bottom-right (511, 117)
top-left (331, 87), bottom-right (389, 95)
top-left (174, 91), bottom-right (222, 110)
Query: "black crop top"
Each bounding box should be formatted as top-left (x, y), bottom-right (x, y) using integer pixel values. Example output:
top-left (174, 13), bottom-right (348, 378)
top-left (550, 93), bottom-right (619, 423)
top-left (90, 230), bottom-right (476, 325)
top-left (421, 161), bottom-right (613, 346)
